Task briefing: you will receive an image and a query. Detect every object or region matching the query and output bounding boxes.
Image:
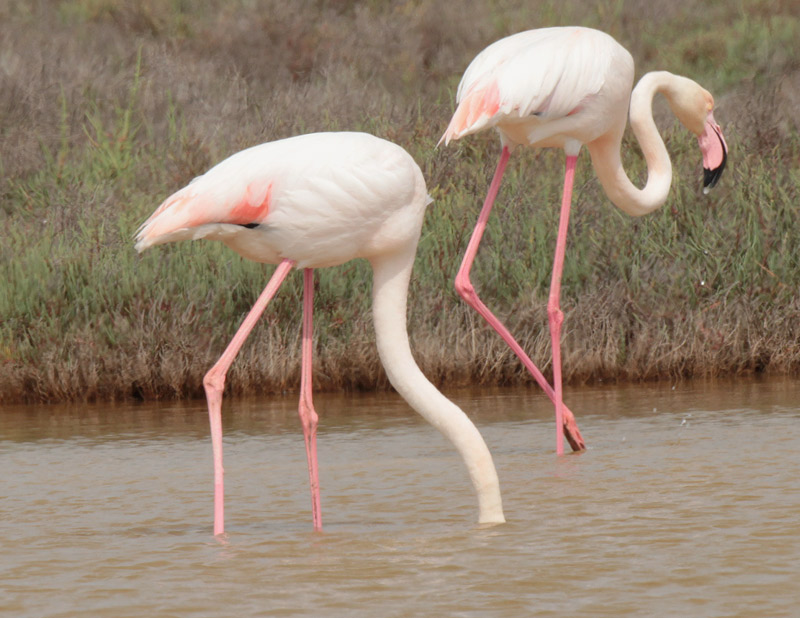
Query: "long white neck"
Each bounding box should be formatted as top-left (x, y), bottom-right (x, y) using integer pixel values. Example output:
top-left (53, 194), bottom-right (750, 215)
top-left (587, 71), bottom-right (677, 217)
top-left (369, 246), bottom-right (505, 525)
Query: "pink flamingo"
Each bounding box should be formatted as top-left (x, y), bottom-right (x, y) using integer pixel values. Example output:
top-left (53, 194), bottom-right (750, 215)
top-left (136, 132), bottom-right (505, 535)
top-left (441, 26), bottom-right (728, 455)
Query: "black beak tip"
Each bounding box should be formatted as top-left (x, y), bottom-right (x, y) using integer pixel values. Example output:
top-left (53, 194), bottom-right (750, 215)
top-left (703, 164), bottom-right (724, 192)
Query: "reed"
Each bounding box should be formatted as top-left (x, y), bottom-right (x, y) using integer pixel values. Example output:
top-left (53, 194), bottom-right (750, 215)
top-left (1, 0), bottom-right (799, 402)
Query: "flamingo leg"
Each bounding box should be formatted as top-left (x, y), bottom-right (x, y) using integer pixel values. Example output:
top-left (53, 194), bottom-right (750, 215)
top-left (548, 154), bottom-right (578, 456)
top-left (203, 258), bottom-right (295, 536)
top-left (300, 268), bottom-right (322, 531)
top-left (454, 146), bottom-right (585, 453)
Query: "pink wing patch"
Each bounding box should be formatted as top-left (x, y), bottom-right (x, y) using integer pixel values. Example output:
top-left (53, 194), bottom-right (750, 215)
top-left (141, 188), bottom-right (208, 240)
top-left (440, 81), bottom-right (501, 144)
top-left (224, 180), bottom-right (273, 225)
top-left (137, 180), bottom-right (273, 248)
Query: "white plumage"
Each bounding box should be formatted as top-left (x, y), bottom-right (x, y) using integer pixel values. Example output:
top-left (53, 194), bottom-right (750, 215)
top-left (441, 26), bottom-right (728, 455)
top-left (136, 131), bottom-right (505, 535)
top-left (136, 132), bottom-right (430, 268)
top-left (442, 27), bottom-right (634, 149)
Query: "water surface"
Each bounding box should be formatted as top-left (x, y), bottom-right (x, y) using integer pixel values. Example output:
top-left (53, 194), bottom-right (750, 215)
top-left (2, 378), bottom-right (799, 616)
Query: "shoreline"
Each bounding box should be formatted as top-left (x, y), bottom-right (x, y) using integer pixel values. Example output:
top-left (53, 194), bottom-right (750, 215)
top-left (3, 2), bottom-right (799, 406)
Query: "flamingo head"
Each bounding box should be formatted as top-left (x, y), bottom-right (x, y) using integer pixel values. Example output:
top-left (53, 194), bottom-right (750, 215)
top-left (665, 77), bottom-right (728, 194)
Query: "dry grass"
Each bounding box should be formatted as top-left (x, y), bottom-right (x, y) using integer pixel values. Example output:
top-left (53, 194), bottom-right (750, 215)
top-left (2, 0), bottom-right (800, 403)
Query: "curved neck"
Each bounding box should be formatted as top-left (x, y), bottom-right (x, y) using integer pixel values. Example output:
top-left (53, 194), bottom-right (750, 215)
top-left (587, 71), bottom-right (675, 217)
top-left (369, 247), bottom-right (504, 524)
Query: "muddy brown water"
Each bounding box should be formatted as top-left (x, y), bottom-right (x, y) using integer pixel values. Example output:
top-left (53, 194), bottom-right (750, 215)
top-left (2, 378), bottom-right (799, 617)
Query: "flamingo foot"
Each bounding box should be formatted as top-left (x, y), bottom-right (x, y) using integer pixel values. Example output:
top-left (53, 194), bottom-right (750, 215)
top-left (562, 405), bottom-right (585, 451)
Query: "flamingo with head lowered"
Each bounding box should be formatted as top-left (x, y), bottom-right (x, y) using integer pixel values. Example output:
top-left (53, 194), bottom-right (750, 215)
top-left (136, 132), bottom-right (505, 535)
top-left (440, 26), bottom-right (728, 455)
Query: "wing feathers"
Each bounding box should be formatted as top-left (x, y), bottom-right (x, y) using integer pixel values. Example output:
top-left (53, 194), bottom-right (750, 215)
top-left (440, 81), bottom-right (501, 144)
top-left (135, 176), bottom-right (272, 252)
top-left (441, 27), bottom-right (619, 144)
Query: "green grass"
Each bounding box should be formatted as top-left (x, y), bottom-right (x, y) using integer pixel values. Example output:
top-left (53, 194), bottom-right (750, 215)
top-left (1, 0), bottom-right (800, 402)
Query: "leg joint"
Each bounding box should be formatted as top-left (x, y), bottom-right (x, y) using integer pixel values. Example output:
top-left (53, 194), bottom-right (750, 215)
top-left (203, 370), bottom-right (225, 394)
top-left (547, 302), bottom-right (564, 328)
top-left (454, 273), bottom-right (476, 302)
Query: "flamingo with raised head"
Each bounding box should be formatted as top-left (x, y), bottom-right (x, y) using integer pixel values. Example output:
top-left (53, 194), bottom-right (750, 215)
top-left (136, 132), bottom-right (505, 535)
top-left (441, 26), bottom-right (728, 455)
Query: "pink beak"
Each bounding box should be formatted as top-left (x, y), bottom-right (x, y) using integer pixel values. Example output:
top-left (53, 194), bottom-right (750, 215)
top-left (698, 111), bottom-right (728, 194)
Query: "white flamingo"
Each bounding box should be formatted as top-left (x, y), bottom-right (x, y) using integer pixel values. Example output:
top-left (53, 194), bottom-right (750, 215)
top-left (136, 132), bottom-right (505, 535)
top-left (441, 26), bottom-right (728, 455)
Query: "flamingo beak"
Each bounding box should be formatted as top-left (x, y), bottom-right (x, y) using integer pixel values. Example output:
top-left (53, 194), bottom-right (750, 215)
top-left (698, 111), bottom-right (728, 194)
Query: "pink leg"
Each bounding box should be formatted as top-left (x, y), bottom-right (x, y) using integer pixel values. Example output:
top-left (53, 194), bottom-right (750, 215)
top-left (203, 258), bottom-right (294, 536)
top-left (454, 146), bottom-right (585, 454)
top-left (300, 269), bottom-right (322, 531)
top-left (548, 154), bottom-right (578, 456)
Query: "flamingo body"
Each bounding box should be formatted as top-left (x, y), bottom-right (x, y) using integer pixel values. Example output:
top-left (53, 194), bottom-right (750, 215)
top-left (137, 132), bottom-right (428, 268)
top-left (137, 132), bottom-right (505, 534)
top-left (442, 27), bottom-right (634, 151)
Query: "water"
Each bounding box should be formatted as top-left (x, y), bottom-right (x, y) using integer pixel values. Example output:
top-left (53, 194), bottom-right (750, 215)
top-left (2, 378), bottom-right (799, 617)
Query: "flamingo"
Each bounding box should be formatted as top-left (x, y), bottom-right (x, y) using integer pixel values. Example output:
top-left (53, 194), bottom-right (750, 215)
top-left (135, 132), bottom-right (505, 535)
top-left (440, 26), bottom-right (728, 455)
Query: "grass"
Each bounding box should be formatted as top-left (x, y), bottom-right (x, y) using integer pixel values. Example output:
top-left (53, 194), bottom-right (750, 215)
top-left (1, 0), bottom-right (800, 403)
